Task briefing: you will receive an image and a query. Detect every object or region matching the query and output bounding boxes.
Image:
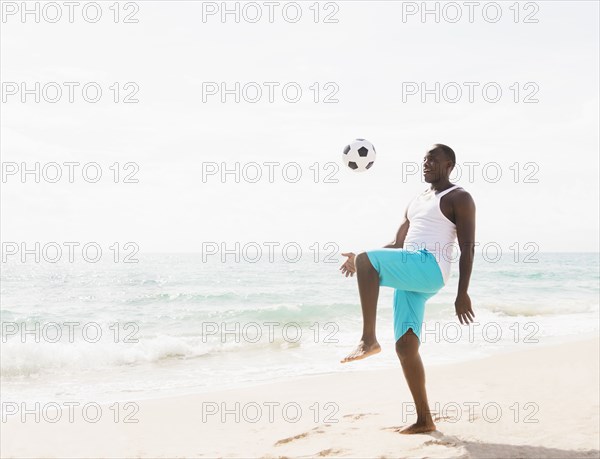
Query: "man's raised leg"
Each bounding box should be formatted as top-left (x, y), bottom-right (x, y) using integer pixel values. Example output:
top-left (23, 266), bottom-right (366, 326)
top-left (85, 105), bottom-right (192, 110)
top-left (341, 252), bottom-right (382, 363)
top-left (395, 329), bottom-right (435, 433)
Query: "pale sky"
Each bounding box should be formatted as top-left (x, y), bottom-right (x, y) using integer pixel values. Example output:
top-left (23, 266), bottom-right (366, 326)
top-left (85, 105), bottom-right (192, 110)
top-left (1, 1), bottom-right (598, 255)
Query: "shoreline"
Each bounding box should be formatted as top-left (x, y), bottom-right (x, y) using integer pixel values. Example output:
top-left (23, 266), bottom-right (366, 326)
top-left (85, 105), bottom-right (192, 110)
top-left (2, 336), bottom-right (599, 458)
top-left (1, 329), bottom-right (598, 405)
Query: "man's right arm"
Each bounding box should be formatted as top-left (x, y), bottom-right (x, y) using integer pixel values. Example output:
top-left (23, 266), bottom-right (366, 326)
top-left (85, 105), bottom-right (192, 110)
top-left (384, 209), bottom-right (409, 249)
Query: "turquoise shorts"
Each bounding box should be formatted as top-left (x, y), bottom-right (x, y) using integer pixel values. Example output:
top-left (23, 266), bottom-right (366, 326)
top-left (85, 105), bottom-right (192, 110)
top-left (365, 248), bottom-right (444, 342)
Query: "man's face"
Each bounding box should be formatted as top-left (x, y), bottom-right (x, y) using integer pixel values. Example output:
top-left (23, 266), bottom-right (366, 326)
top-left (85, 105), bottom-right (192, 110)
top-left (422, 149), bottom-right (451, 183)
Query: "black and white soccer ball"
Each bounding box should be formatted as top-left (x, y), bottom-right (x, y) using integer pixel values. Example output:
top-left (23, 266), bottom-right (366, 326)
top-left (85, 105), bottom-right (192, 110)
top-left (342, 139), bottom-right (376, 172)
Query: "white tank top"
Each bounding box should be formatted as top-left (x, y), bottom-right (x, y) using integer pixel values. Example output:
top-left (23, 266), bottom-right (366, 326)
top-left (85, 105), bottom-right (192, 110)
top-left (403, 185), bottom-right (462, 284)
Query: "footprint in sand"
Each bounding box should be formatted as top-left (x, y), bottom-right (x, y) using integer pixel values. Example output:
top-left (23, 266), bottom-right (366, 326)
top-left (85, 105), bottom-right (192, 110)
top-left (423, 433), bottom-right (464, 448)
top-left (274, 432), bottom-right (310, 446)
top-left (275, 415), bottom-right (376, 448)
top-left (424, 438), bottom-right (458, 447)
top-left (274, 427), bottom-right (329, 447)
top-left (342, 412), bottom-right (378, 421)
top-left (316, 448), bottom-right (346, 457)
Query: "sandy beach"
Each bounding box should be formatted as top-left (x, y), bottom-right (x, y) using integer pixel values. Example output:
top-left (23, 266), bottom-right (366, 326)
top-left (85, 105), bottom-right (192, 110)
top-left (2, 336), bottom-right (598, 459)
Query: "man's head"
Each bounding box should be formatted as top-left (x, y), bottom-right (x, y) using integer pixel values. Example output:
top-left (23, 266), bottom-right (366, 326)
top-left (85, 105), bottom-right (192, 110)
top-left (422, 144), bottom-right (456, 183)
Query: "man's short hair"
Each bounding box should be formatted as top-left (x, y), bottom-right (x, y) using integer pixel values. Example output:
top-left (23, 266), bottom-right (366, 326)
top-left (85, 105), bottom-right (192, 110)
top-left (432, 144), bottom-right (456, 166)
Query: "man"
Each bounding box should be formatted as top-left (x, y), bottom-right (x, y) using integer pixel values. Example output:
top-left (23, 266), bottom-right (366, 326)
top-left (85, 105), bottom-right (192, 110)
top-left (339, 144), bottom-right (476, 434)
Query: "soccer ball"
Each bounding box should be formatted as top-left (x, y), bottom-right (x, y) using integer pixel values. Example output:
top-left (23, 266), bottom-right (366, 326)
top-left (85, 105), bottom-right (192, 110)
top-left (342, 139), bottom-right (376, 172)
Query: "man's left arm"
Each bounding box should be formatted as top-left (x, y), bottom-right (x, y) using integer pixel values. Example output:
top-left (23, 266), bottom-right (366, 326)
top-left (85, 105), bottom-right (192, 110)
top-left (454, 191), bottom-right (476, 325)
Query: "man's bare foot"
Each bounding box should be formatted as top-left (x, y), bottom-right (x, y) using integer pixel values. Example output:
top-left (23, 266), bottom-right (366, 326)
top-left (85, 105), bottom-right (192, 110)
top-left (397, 421), bottom-right (436, 434)
top-left (340, 340), bottom-right (381, 363)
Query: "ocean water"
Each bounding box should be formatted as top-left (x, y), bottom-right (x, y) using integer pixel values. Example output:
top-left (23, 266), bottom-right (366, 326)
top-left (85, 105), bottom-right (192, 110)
top-left (1, 252), bottom-right (598, 403)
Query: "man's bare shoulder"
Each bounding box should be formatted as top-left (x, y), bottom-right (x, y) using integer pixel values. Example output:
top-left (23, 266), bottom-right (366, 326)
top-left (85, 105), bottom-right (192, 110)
top-left (452, 188), bottom-right (475, 209)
